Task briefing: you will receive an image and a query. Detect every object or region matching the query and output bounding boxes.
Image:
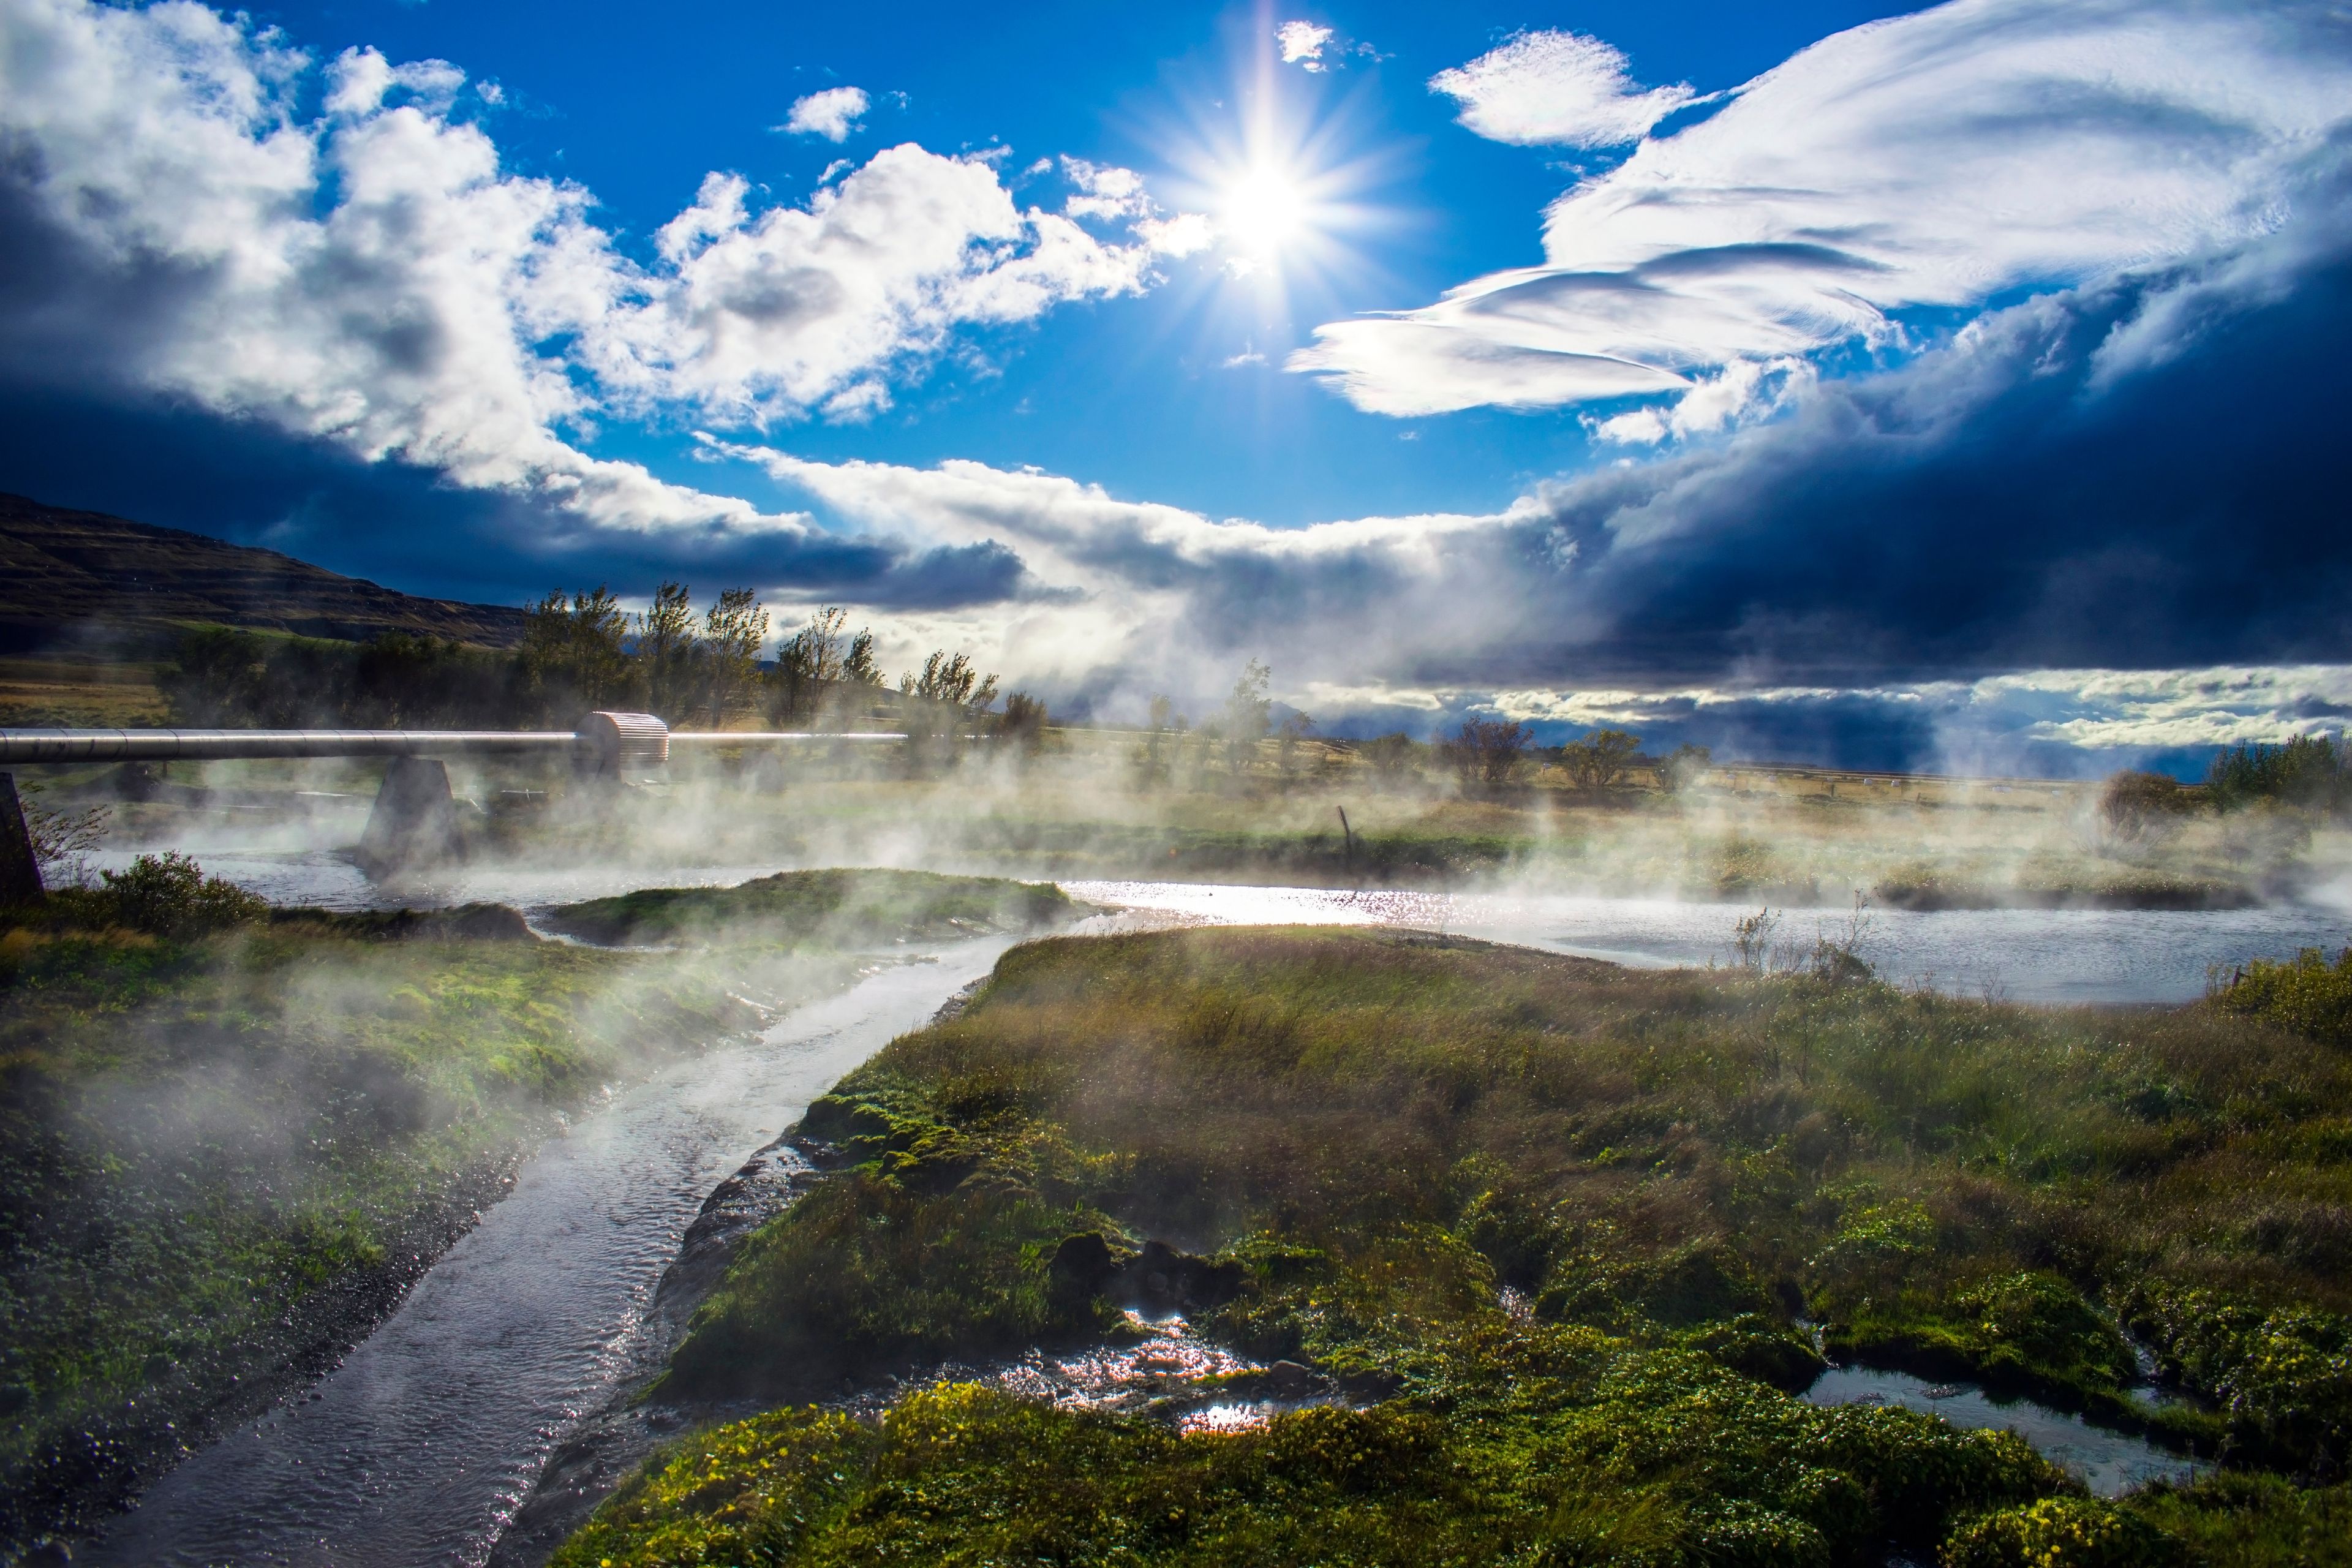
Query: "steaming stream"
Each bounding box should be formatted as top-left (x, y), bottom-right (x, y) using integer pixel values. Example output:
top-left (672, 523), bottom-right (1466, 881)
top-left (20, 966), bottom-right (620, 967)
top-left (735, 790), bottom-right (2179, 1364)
top-left (85, 937), bottom-right (1023, 1568)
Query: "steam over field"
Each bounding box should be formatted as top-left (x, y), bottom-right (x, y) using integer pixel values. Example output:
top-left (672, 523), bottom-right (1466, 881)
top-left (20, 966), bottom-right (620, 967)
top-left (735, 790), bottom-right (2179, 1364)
top-left (31, 730), bottom-right (2351, 914)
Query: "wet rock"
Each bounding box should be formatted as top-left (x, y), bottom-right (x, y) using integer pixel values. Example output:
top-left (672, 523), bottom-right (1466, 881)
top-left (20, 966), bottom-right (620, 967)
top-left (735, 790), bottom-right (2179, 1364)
top-left (1215, 1360), bottom-right (1327, 1401)
top-left (1107, 1241), bottom-right (1245, 1315)
top-left (1336, 1367), bottom-right (1404, 1402)
top-left (1049, 1232), bottom-right (1126, 1299)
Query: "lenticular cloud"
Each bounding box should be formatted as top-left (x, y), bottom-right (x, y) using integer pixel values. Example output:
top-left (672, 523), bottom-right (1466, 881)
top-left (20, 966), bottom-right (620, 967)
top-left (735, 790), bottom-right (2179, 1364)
top-left (1300, 0), bottom-right (2352, 420)
top-left (1428, 30), bottom-right (1695, 149)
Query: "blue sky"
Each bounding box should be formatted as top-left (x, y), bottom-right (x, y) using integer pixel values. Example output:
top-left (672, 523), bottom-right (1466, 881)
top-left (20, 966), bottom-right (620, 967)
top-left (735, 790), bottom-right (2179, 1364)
top-left (246, 0), bottom-right (1910, 526)
top-left (2, 0), bottom-right (2350, 772)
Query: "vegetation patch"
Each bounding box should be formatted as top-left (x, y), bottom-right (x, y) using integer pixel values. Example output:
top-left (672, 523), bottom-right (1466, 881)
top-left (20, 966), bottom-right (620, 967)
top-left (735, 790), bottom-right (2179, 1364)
top-left (571, 927), bottom-right (2352, 1564)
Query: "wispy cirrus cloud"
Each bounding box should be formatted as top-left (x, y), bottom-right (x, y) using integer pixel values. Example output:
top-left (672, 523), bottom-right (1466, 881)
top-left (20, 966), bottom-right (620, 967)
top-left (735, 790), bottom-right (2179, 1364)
top-left (1300, 0), bottom-right (2352, 420)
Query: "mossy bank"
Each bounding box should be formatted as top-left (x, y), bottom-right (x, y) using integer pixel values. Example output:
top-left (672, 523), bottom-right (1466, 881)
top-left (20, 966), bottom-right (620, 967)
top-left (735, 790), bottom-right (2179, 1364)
top-left (563, 927), bottom-right (2352, 1566)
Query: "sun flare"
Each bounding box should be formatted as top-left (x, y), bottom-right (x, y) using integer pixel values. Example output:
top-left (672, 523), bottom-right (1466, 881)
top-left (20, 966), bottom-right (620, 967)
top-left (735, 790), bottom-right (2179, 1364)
top-left (1220, 164), bottom-right (1307, 257)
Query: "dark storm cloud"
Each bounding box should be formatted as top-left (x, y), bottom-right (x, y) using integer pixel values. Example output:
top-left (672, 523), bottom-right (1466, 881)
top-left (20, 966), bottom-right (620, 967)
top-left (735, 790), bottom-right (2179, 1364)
top-left (1487, 239), bottom-right (2352, 688)
top-left (0, 385), bottom-right (1036, 612)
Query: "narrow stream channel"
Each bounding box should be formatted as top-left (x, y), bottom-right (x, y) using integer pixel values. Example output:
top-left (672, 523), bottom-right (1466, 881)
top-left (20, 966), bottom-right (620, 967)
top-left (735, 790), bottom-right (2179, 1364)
top-left (85, 938), bottom-right (1019, 1568)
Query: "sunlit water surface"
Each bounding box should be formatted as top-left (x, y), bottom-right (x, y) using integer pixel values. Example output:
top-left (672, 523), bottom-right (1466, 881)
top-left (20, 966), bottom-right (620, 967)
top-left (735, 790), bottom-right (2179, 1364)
top-left (1063, 880), bottom-right (2350, 1003)
top-left (77, 850), bottom-right (2351, 1003)
top-left (1803, 1365), bottom-right (2206, 1498)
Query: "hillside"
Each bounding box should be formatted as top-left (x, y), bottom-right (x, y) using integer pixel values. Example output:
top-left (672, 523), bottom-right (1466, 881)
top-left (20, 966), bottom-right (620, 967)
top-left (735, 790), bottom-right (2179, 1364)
top-left (0, 494), bottom-right (526, 651)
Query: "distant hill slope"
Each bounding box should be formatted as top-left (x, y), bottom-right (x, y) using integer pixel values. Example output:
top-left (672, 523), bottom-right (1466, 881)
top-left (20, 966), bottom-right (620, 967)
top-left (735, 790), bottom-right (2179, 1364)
top-left (0, 493), bottom-right (527, 650)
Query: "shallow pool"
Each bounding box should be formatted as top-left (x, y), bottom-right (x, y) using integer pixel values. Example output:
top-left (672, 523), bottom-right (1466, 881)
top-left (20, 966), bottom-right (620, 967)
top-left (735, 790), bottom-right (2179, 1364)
top-left (1803, 1364), bottom-right (2207, 1498)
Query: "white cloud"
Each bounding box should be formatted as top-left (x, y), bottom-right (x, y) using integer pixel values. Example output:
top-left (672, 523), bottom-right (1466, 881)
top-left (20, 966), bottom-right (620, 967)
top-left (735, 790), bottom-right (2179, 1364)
top-left (606, 146), bottom-right (1189, 421)
top-left (780, 84), bottom-right (868, 141)
top-left (1301, 0), bottom-right (2352, 417)
top-left (1477, 665), bottom-right (2352, 759)
top-left (1588, 357), bottom-right (1814, 445)
top-left (0, 0), bottom-right (1201, 529)
top-left (1277, 21), bottom-right (1332, 71)
top-left (716, 441), bottom-right (1547, 701)
top-left (1429, 30), bottom-right (1694, 148)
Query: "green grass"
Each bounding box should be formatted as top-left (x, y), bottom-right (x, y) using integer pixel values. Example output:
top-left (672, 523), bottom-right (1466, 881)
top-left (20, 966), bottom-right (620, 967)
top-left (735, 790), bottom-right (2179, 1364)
top-left (571, 927), bottom-right (2352, 1566)
top-left (539, 867), bottom-right (1075, 946)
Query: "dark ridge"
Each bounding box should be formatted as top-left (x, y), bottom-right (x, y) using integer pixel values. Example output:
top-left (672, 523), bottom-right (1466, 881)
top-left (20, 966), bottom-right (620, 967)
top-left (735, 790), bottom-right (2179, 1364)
top-left (0, 492), bottom-right (527, 651)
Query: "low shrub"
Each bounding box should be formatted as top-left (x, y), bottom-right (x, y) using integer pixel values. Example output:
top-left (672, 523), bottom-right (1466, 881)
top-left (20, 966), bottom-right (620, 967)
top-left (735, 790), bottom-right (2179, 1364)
top-left (95, 853), bottom-right (268, 937)
top-left (2211, 948), bottom-right (2352, 1047)
top-left (1942, 1496), bottom-right (2182, 1567)
top-left (559, 1364), bottom-right (2070, 1568)
top-left (2127, 1286), bottom-right (2352, 1470)
top-left (2099, 771), bottom-right (2191, 841)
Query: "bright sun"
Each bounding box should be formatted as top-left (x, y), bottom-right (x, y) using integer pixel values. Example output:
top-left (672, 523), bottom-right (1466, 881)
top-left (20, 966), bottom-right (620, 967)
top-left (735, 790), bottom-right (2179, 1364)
top-left (1221, 164), bottom-right (1307, 258)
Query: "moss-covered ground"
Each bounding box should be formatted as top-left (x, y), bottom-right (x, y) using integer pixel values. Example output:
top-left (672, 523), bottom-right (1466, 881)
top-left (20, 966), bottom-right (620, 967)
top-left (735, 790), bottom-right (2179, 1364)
top-left (541, 867), bottom-right (1075, 947)
top-left (562, 927), bottom-right (2352, 1566)
top-left (0, 864), bottom-right (1071, 1555)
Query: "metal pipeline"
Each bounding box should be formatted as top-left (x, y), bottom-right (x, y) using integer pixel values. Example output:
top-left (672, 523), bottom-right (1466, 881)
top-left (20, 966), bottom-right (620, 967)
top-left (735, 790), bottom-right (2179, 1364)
top-left (0, 728), bottom-right (578, 764)
top-left (0, 717), bottom-right (914, 767)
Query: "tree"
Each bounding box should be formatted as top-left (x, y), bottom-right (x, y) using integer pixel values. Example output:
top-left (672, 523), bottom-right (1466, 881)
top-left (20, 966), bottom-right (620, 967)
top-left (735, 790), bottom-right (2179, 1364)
top-left (2207, 736), bottom-right (2349, 816)
top-left (900, 650), bottom-right (999, 715)
top-left (772, 606), bottom-right (850, 723)
top-left (1659, 743), bottom-right (1714, 794)
top-left (843, 630), bottom-right (883, 688)
top-left (1223, 660), bottom-right (1272, 772)
top-left (899, 650), bottom-right (1002, 767)
top-left (1000, 692), bottom-right (1049, 754)
top-left (699, 588), bottom-right (769, 728)
top-left (522, 585), bottom-right (636, 718)
top-left (1361, 732), bottom-right (1420, 786)
top-left (1444, 719), bottom-right (1532, 790)
top-left (1558, 728), bottom-right (1643, 793)
top-left (2100, 769), bottom-right (2188, 840)
top-left (636, 581), bottom-right (700, 723)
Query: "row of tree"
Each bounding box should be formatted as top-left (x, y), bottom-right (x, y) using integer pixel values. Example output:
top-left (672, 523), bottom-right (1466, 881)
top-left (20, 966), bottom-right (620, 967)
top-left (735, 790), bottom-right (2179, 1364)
top-left (1124, 668), bottom-right (1702, 797)
top-left (2206, 736), bottom-right (2350, 815)
top-left (1411, 720), bottom-right (1708, 795)
top-left (2102, 734), bottom-right (2351, 837)
top-left (163, 585), bottom-right (1041, 743)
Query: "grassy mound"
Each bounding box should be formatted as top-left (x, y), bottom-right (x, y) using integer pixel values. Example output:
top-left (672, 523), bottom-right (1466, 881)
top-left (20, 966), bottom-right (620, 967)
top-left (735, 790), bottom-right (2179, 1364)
top-left (572, 928), bottom-right (2352, 1564)
top-left (540, 867), bottom-right (1075, 947)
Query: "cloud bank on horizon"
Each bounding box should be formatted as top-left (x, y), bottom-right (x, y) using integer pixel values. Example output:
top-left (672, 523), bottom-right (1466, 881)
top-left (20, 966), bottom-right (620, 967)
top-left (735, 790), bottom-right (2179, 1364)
top-left (0, 0), bottom-right (2348, 772)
